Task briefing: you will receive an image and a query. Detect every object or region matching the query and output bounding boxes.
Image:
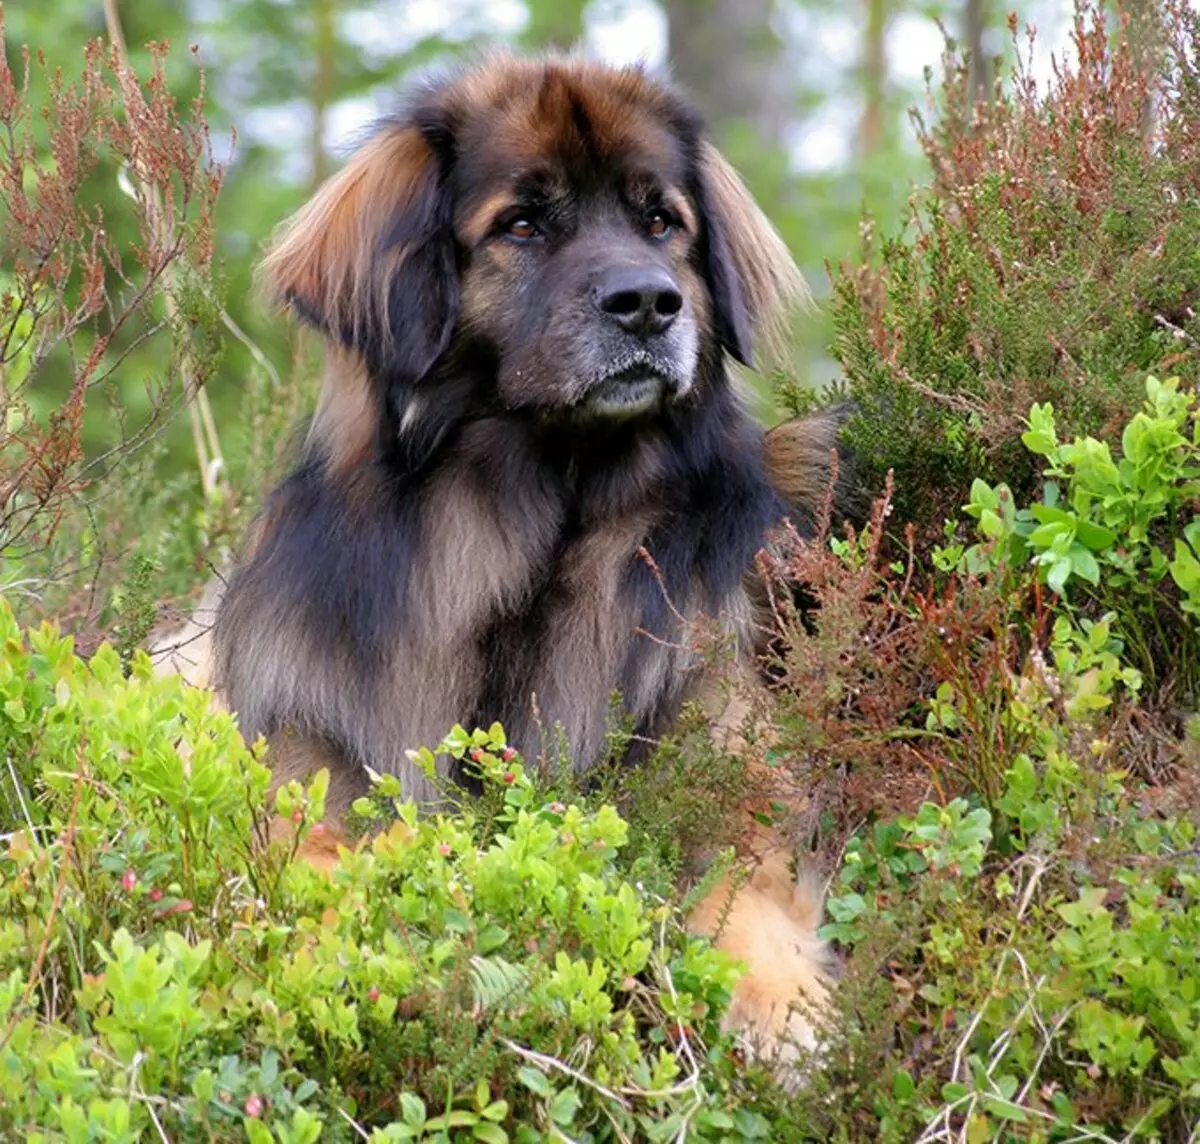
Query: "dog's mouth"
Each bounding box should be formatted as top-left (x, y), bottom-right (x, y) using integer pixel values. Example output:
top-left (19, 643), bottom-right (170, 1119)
top-left (582, 365), bottom-right (680, 420)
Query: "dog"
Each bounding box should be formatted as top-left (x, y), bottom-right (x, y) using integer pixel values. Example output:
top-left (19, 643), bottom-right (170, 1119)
top-left (154, 50), bottom-right (852, 1081)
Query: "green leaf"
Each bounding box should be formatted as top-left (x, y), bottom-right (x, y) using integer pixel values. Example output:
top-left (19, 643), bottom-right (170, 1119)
top-left (981, 1095), bottom-right (1028, 1123)
top-left (481, 1101), bottom-right (508, 1123)
top-left (966, 479), bottom-right (999, 515)
top-left (399, 1093), bottom-right (426, 1129)
top-left (516, 1067), bottom-right (553, 1099)
top-left (965, 1113), bottom-right (991, 1144)
top-left (1021, 403), bottom-right (1059, 457)
top-left (1074, 519), bottom-right (1117, 551)
top-left (1046, 556), bottom-right (1072, 595)
top-left (1070, 547), bottom-right (1101, 585)
top-left (259, 1048), bottom-right (279, 1089)
top-left (892, 1068), bottom-right (916, 1102)
top-left (548, 1088), bottom-right (581, 1126)
top-left (730, 1108), bottom-right (772, 1138)
top-left (1027, 521), bottom-right (1071, 550)
top-left (475, 925), bottom-right (509, 956)
top-left (244, 1121), bottom-right (273, 1144)
top-left (473, 1126), bottom-right (508, 1144)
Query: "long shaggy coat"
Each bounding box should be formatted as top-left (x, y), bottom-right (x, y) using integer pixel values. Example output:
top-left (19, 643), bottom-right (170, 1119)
top-left (157, 51), bottom-right (851, 1079)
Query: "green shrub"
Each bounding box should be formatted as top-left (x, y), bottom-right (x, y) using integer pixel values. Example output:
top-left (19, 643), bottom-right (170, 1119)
top-left (779, 558), bottom-right (1199, 1140)
top-left (751, 384), bottom-right (1199, 1139)
top-left (807, 725), bottom-right (1198, 1141)
top-left (949, 375), bottom-right (1199, 705)
top-left (0, 597), bottom-right (790, 1142)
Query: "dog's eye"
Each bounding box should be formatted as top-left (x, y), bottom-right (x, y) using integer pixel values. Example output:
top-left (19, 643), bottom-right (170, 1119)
top-left (504, 217), bottom-right (540, 243)
top-left (647, 212), bottom-right (674, 240)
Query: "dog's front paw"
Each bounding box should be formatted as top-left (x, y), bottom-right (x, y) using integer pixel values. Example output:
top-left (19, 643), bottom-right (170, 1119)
top-left (691, 851), bottom-right (833, 1089)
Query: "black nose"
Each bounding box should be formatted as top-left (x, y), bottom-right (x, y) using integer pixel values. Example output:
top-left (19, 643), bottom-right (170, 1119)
top-left (595, 265), bottom-right (683, 337)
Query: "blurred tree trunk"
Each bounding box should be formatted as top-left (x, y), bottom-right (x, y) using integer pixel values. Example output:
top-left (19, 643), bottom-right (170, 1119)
top-left (858, 0), bottom-right (888, 156)
top-left (663, 0), bottom-right (791, 151)
top-left (964, 0), bottom-right (990, 104)
top-left (310, 0), bottom-right (336, 190)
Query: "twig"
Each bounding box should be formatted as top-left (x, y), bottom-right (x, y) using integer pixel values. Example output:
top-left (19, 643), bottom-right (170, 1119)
top-left (1153, 310), bottom-right (1198, 349)
top-left (102, 0), bottom-right (228, 502)
top-left (499, 1039), bottom-right (631, 1109)
top-left (337, 1107), bottom-right (371, 1141)
top-left (222, 309), bottom-right (282, 391)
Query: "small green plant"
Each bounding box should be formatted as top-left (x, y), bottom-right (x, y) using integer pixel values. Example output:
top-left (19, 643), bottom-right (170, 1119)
top-left (950, 375), bottom-right (1199, 702)
top-left (805, 550), bottom-right (1200, 1138)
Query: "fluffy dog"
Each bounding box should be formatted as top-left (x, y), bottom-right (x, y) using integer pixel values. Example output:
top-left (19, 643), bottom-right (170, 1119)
top-left (160, 51), bottom-right (851, 1079)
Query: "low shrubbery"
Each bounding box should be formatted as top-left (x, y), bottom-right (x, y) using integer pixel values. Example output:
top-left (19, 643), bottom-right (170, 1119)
top-left (754, 376), bottom-right (1199, 1140)
top-left (4, 1), bottom-right (1200, 1140)
top-left (0, 601), bottom-right (781, 1141)
top-left (829, 2), bottom-right (1200, 534)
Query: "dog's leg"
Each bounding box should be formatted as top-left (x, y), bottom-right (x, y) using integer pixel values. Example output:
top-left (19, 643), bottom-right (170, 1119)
top-left (687, 667), bottom-right (833, 1089)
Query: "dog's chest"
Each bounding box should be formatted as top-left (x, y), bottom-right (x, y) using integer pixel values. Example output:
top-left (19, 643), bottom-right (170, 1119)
top-left (408, 431), bottom-right (760, 768)
top-left (463, 496), bottom-right (725, 765)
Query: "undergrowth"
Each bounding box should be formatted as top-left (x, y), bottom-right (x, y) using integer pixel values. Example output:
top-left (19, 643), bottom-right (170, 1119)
top-left (753, 376), bottom-right (1199, 1140)
top-left (0, 602), bottom-right (775, 1142)
top-left (4, 1), bottom-right (1200, 1141)
top-left (828, 1), bottom-right (1200, 534)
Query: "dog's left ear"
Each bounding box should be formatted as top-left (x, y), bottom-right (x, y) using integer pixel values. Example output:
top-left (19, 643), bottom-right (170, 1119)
top-left (692, 141), bottom-right (811, 368)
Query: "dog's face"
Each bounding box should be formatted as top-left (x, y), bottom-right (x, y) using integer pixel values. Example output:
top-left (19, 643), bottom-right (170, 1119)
top-left (261, 55), bottom-right (807, 466)
top-left (449, 76), bottom-right (709, 422)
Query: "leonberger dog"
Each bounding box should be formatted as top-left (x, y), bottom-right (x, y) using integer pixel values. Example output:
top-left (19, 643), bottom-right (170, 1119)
top-left (158, 51), bottom-right (851, 1082)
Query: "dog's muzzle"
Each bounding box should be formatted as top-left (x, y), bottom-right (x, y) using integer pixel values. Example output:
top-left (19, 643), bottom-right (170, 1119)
top-left (584, 368), bottom-right (674, 419)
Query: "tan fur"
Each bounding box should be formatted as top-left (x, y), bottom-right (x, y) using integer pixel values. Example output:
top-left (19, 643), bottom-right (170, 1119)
top-left (148, 573), bottom-right (224, 688)
top-left (765, 410), bottom-right (855, 522)
top-left (697, 141), bottom-right (813, 365)
top-left (305, 346), bottom-right (378, 477)
top-left (688, 666), bottom-right (834, 1085)
top-left (461, 192), bottom-right (520, 247)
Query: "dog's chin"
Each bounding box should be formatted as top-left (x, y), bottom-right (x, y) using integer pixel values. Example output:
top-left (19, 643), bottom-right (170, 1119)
top-left (580, 370), bottom-right (677, 421)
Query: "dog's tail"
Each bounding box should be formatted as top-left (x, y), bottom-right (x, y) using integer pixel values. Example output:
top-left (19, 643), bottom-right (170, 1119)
top-left (763, 401), bottom-right (861, 535)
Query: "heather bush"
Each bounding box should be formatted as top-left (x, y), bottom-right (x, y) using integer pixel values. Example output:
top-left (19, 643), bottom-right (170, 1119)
top-left (829, 1), bottom-right (1200, 533)
top-left (0, 15), bottom-right (225, 614)
top-left (0, 14), bottom-right (311, 660)
top-left (754, 463), bottom-right (1199, 1140)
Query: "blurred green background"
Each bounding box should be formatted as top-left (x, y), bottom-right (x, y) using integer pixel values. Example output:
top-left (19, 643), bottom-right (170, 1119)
top-left (4, 0), bottom-right (1082, 483)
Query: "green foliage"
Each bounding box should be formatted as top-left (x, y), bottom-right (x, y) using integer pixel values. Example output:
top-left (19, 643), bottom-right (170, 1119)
top-left (753, 377), bottom-right (1200, 1139)
top-left (947, 376), bottom-right (1200, 704)
top-left (797, 625), bottom-right (1199, 1142)
top-left (0, 597), bottom-right (788, 1142)
top-left (8, 4), bottom-right (1200, 1142)
top-left (831, 3), bottom-right (1200, 530)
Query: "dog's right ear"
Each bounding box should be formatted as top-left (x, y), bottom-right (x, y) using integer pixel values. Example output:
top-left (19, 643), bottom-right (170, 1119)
top-left (258, 119), bottom-right (459, 394)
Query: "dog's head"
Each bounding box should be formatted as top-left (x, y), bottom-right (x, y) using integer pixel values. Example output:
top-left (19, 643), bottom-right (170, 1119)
top-left (260, 53), bottom-right (809, 469)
